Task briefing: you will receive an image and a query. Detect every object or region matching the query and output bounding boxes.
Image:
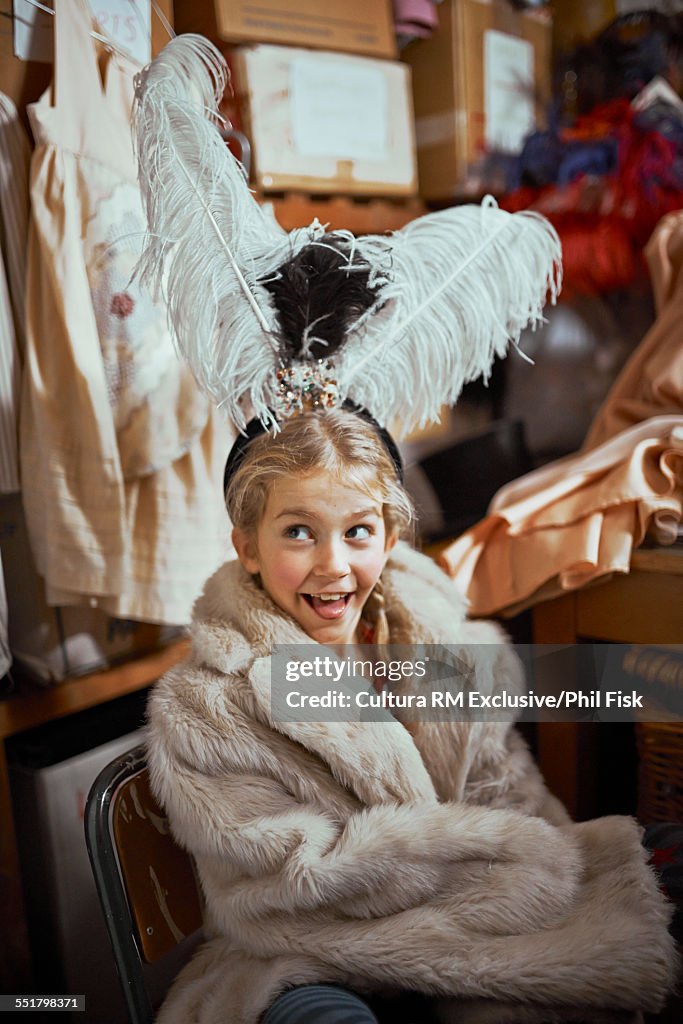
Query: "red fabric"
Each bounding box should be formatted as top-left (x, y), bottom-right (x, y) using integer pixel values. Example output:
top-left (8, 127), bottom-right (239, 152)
top-left (502, 100), bottom-right (683, 296)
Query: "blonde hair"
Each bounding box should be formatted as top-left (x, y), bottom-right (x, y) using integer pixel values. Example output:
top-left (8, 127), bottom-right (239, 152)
top-left (226, 409), bottom-right (414, 643)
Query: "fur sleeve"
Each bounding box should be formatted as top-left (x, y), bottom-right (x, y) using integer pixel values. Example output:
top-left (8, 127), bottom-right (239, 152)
top-left (214, 817), bottom-right (676, 1012)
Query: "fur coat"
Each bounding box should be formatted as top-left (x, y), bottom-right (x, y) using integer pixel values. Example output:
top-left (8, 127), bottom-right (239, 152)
top-left (146, 542), bottom-right (677, 1024)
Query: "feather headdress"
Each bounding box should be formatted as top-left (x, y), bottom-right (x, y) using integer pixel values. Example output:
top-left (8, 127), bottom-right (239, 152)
top-left (133, 34), bottom-right (324, 429)
top-left (133, 34), bottom-right (561, 437)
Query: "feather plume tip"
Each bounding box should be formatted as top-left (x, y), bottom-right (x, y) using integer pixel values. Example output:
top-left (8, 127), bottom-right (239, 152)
top-left (340, 197), bottom-right (562, 434)
top-left (132, 34), bottom-right (322, 428)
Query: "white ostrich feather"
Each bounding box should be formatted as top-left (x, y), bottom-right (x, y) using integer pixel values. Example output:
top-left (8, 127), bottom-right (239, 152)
top-left (132, 34), bottom-right (322, 428)
top-left (133, 36), bottom-right (560, 435)
top-left (338, 197), bottom-right (562, 435)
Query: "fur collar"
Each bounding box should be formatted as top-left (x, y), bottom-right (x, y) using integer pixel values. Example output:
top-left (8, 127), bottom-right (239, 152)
top-left (187, 542), bottom-right (512, 807)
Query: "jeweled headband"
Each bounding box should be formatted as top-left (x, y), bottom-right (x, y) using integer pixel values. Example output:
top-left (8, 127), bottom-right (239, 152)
top-left (223, 403), bottom-right (405, 497)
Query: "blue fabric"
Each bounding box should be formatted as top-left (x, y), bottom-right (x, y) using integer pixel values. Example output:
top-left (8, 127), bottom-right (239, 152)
top-left (261, 985), bottom-right (438, 1023)
top-left (261, 985), bottom-right (379, 1024)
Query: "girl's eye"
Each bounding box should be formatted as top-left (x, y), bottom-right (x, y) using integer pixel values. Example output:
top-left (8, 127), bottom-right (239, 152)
top-left (284, 525), bottom-right (312, 541)
top-left (346, 524), bottom-right (371, 540)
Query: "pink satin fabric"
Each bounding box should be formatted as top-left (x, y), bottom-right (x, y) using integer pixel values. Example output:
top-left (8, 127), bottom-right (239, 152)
top-left (439, 212), bottom-right (683, 617)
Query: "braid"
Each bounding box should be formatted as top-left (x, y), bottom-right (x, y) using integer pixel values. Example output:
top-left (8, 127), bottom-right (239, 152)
top-left (364, 577), bottom-right (390, 647)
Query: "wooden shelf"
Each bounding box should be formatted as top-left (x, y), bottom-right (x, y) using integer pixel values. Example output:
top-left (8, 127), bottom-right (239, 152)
top-left (259, 192), bottom-right (426, 233)
top-left (0, 638), bottom-right (190, 989)
top-left (0, 639), bottom-right (190, 741)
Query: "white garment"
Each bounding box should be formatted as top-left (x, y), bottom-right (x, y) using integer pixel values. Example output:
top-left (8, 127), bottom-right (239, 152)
top-left (0, 255), bottom-right (21, 494)
top-left (0, 92), bottom-right (30, 352)
top-left (0, 93), bottom-right (30, 493)
top-left (20, 0), bottom-right (234, 624)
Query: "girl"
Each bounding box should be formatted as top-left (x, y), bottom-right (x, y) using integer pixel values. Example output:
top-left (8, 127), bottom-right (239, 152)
top-left (134, 35), bottom-right (677, 1024)
top-left (146, 408), bottom-right (676, 1024)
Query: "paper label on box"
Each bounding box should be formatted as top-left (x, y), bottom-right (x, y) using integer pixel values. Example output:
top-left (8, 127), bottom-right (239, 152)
top-left (13, 0), bottom-right (150, 65)
top-left (415, 112), bottom-right (458, 149)
top-left (290, 55), bottom-right (389, 161)
top-left (484, 30), bottom-right (535, 154)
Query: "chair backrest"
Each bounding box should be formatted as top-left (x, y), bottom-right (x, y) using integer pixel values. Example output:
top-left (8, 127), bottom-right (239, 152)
top-left (85, 744), bottom-right (203, 1024)
top-left (418, 418), bottom-right (533, 541)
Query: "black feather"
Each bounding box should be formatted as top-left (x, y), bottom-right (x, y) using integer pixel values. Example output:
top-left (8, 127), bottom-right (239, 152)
top-left (261, 235), bottom-right (377, 362)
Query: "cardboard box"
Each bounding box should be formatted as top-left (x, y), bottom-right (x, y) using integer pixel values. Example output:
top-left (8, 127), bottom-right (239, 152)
top-left (404, 0), bottom-right (552, 200)
top-left (174, 0), bottom-right (397, 59)
top-left (233, 44), bottom-right (417, 196)
top-left (552, 0), bottom-right (616, 55)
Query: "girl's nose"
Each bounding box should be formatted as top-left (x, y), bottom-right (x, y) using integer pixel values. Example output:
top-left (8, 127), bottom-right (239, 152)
top-left (314, 538), bottom-right (350, 578)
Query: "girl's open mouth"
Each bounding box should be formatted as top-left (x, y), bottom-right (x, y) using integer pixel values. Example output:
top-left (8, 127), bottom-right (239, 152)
top-left (302, 593), bottom-right (353, 619)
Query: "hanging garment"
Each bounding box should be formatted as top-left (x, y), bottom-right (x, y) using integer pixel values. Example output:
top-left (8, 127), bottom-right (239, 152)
top-left (0, 550), bottom-right (9, 682)
top-left (0, 266), bottom-right (14, 673)
top-left (20, 0), bottom-right (234, 624)
top-left (440, 212), bottom-right (683, 617)
top-left (0, 254), bottom-right (21, 495)
top-left (0, 93), bottom-right (30, 675)
top-left (584, 209), bottom-right (683, 449)
top-left (0, 93), bottom-right (30, 493)
top-left (0, 92), bottom-right (30, 353)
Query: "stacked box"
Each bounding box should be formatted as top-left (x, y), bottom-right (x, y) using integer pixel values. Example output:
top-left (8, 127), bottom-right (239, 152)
top-left (404, 0), bottom-right (552, 200)
top-left (174, 0), bottom-right (397, 59)
top-left (232, 44), bottom-right (417, 196)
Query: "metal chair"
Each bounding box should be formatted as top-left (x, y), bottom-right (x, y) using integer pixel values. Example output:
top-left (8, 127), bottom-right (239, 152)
top-left (85, 744), bottom-right (203, 1024)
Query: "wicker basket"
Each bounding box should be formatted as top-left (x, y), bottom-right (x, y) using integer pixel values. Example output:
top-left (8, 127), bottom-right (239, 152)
top-left (636, 721), bottom-right (683, 823)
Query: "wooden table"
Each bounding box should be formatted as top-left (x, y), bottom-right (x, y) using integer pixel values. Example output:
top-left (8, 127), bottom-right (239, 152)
top-left (532, 547), bottom-right (683, 819)
top-left (0, 640), bottom-right (189, 989)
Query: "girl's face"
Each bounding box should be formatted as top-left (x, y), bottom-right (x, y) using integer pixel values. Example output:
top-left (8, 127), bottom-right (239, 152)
top-left (233, 470), bottom-right (397, 646)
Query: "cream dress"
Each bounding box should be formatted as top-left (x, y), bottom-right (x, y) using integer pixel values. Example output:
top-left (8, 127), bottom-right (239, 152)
top-left (20, 0), bottom-right (233, 624)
